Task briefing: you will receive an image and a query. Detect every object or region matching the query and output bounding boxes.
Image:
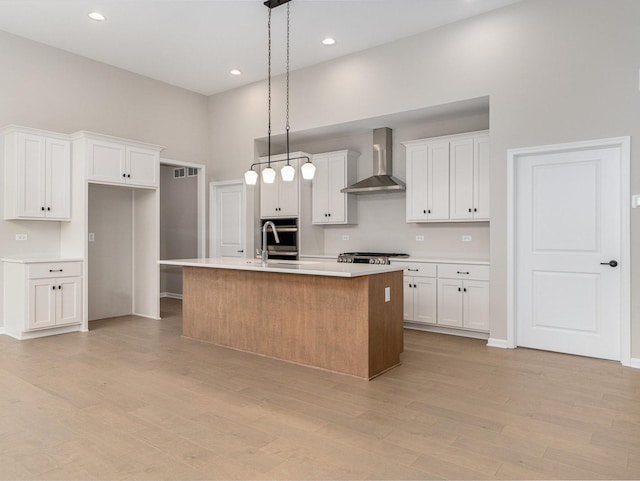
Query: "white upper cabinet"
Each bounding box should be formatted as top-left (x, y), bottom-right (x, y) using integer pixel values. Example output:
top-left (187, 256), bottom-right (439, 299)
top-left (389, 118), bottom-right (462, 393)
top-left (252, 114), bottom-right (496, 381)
top-left (80, 133), bottom-right (162, 188)
top-left (312, 150), bottom-right (358, 225)
top-left (405, 140), bottom-right (450, 222)
top-left (403, 131), bottom-right (489, 223)
top-left (450, 135), bottom-right (490, 220)
top-left (259, 152), bottom-right (309, 218)
top-left (3, 127), bottom-right (71, 220)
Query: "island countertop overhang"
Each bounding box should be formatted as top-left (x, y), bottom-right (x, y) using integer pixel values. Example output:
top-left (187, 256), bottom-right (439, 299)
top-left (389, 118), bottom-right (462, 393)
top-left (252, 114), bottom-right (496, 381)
top-left (158, 257), bottom-right (403, 278)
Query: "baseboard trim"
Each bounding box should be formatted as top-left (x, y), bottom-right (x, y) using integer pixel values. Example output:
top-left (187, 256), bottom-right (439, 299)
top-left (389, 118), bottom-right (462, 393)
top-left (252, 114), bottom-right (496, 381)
top-left (160, 292), bottom-right (183, 300)
top-left (487, 338), bottom-right (510, 349)
top-left (625, 357), bottom-right (640, 369)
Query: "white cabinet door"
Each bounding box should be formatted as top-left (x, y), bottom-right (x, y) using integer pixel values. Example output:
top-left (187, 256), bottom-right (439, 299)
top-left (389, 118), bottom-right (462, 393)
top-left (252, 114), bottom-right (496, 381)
top-left (28, 279), bottom-right (56, 330)
top-left (449, 138), bottom-right (475, 220)
top-left (126, 146), bottom-right (158, 187)
top-left (312, 156), bottom-right (331, 223)
top-left (16, 132), bottom-right (47, 218)
top-left (437, 278), bottom-right (463, 328)
top-left (327, 154), bottom-right (347, 223)
top-left (474, 136), bottom-right (490, 219)
top-left (277, 162), bottom-right (299, 217)
top-left (87, 139), bottom-right (126, 184)
top-left (429, 141), bottom-right (451, 220)
top-left (414, 277), bottom-right (437, 325)
top-left (56, 277), bottom-right (82, 326)
top-left (406, 144), bottom-right (429, 221)
top-left (46, 137), bottom-right (71, 219)
top-left (462, 280), bottom-right (490, 331)
top-left (260, 176), bottom-right (279, 218)
top-left (403, 277), bottom-right (414, 321)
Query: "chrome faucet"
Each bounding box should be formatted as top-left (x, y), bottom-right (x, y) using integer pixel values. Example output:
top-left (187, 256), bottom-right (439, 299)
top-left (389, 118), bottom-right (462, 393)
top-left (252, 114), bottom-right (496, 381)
top-left (261, 221), bottom-right (280, 265)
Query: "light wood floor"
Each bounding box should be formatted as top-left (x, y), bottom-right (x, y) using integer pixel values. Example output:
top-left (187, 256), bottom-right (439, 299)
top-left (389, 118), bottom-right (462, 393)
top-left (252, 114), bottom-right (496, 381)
top-left (0, 298), bottom-right (639, 480)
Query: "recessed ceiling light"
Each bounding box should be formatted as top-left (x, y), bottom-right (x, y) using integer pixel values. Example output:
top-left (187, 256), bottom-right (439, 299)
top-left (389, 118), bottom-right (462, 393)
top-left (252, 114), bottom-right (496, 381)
top-left (230, 69), bottom-right (242, 76)
top-left (88, 12), bottom-right (106, 21)
top-left (322, 37), bottom-right (336, 46)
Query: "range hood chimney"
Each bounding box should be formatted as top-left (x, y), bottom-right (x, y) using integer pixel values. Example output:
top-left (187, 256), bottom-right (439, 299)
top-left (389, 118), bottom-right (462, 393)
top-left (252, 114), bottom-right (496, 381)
top-left (341, 127), bottom-right (406, 194)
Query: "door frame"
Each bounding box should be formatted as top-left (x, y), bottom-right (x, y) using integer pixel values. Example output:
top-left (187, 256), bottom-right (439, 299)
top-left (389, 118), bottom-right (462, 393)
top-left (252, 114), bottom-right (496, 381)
top-left (506, 137), bottom-right (631, 366)
top-left (210, 180), bottom-right (247, 258)
top-left (160, 158), bottom-right (207, 257)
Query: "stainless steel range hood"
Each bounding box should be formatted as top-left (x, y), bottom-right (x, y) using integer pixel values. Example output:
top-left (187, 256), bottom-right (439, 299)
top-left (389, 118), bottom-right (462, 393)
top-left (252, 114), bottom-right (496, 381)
top-left (341, 127), bottom-right (406, 194)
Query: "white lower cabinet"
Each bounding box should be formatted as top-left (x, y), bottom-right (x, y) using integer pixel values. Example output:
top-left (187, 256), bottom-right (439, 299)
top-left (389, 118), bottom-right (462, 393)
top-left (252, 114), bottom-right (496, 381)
top-left (3, 259), bottom-right (83, 339)
top-left (394, 260), bottom-right (490, 335)
top-left (437, 263), bottom-right (490, 332)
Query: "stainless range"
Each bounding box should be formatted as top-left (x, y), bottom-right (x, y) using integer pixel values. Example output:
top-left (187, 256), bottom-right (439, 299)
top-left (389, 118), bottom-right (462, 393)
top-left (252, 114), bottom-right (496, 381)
top-left (337, 252), bottom-right (409, 265)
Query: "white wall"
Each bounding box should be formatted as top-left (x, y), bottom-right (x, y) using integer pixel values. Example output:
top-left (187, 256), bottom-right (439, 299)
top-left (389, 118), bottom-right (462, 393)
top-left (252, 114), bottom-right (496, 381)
top-left (160, 165), bottom-right (198, 296)
top-left (207, 0), bottom-right (640, 352)
top-left (0, 29), bottom-right (209, 328)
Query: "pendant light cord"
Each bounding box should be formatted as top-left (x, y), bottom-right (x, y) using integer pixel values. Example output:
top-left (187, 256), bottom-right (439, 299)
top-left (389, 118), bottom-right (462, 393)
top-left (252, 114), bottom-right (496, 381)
top-left (285, 1), bottom-right (290, 164)
top-left (267, 6), bottom-right (272, 167)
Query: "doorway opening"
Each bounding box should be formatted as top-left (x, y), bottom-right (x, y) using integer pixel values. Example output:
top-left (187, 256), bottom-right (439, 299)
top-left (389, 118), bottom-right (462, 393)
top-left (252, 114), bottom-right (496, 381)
top-left (159, 159), bottom-right (206, 303)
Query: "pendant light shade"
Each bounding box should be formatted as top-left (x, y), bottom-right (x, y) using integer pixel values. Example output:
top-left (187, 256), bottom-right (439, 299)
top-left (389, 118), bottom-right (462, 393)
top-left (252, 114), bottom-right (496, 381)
top-left (301, 160), bottom-right (316, 180)
top-left (281, 164), bottom-right (295, 181)
top-left (244, 169), bottom-right (258, 185)
top-left (262, 166), bottom-right (276, 183)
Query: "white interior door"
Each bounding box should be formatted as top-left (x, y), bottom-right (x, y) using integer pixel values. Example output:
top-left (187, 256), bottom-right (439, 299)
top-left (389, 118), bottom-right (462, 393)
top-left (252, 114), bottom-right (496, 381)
top-left (516, 146), bottom-right (622, 360)
top-left (213, 182), bottom-right (245, 257)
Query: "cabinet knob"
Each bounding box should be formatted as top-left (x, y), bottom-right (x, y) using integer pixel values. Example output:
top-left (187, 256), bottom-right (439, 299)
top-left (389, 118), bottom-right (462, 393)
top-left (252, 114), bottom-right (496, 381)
top-left (474, 208), bottom-right (477, 213)
top-left (41, 207), bottom-right (45, 211)
top-left (328, 213), bottom-right (331, 217)
top-left (468, 208), bottom-right (472, 213)
top-left (127, 174), bottom-right (131, 178)
top-left (463, 287), bottom-right (467, 292)
top-left (52, 286), bottom-right (56, 290)
top-left (423, 209), bottom-right (426, 214)
top-left (458, 287), bottom-right (461, 292)
top-left (58, 285), bottom-right (62, 290)
top-left (47, 207), bottom-right (51, 211)
top-left (122, 173), bottom-right (126, 178)
top-left (428, 209), bottom-right (431, 214)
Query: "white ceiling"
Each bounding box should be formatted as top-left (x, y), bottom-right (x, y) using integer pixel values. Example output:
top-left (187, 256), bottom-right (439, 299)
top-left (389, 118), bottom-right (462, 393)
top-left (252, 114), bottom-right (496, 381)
top-left (0, 0), bottom-right (520, 96)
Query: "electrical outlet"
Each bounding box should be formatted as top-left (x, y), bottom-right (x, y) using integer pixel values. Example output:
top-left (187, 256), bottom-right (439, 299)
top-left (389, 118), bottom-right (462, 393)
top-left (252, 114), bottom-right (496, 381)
top-left (633, 195), bottom-right (640, 208)
top-left (462, 235), bottom-right (472, 242)
top-left (88, 233), bottom-right (95, 242)
top-left (342, 235), bottom-right (350, 241)
top-left (384, 287), bottom-right (390, 303)
top-left (415, 235), bottom-right (425, 241)
top-left (15, 234), bottom-right (27, 241)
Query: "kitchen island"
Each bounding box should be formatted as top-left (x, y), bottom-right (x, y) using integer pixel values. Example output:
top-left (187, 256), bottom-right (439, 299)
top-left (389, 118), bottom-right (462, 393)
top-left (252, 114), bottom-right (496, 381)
top-left (159, 257), bottom-right (404, 379)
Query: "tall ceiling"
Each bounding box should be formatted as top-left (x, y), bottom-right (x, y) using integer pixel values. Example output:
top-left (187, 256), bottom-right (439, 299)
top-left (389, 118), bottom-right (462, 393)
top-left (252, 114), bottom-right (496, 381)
top-left (0, 0), bottom-right (520, 96)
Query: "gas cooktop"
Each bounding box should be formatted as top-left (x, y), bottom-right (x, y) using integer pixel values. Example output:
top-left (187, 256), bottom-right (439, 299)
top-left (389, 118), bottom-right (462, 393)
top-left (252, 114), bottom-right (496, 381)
top-left (337, 252), bottom-right (409, 264)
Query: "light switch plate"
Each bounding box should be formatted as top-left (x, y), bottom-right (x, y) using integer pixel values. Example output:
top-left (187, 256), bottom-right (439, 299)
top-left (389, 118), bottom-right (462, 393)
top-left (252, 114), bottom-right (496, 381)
top-left (415, 235), bottom-right (425, 241)
top-left (384, 287), bottom-right (390, 302)
top-left (89, 233), bottom-right (95, 242)
top-left (342, 235), bottom-right (349, 241)
top-left (462, 235), bottom-right (472, 242)
top-left (632, 195), bottom-right (640, 208)
top-left (15, 234), bottom-right (27, 241)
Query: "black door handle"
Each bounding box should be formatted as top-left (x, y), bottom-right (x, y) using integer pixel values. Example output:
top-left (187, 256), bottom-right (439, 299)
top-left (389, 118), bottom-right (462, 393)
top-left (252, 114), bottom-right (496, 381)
top-left (600, 260), bottom-right (618, 267)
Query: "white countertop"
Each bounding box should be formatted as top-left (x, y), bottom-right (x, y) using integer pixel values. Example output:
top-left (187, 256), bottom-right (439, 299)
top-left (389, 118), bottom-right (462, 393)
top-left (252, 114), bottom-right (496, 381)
top-left (391, 257), bottom-right (490, 265)
top-left (158, 257), bottom-right (403, 278)
top-left (2, 256), bottom-right (84, 264)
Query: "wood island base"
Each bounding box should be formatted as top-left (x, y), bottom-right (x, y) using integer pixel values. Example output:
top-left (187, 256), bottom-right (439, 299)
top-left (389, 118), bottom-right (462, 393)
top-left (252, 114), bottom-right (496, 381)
top-left (182, 266), bottom-right (404, 380)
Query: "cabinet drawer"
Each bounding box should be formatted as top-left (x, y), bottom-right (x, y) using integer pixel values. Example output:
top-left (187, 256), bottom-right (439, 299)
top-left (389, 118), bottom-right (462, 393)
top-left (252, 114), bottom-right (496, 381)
top-left (437, 263), bottom-right (489, 281)
top-left (27, 262), bottom-right (83, 279)
top-left (391, 261), bottom-right (437, 277)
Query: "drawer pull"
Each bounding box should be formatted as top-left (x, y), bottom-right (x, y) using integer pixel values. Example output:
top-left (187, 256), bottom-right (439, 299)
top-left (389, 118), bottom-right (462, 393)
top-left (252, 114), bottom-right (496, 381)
top-left (457, 271), bottom-right (469, 275)
top-left (49, 269), bottom-right (64, 272)
top-left (407, 268), bottom-right (419, 272)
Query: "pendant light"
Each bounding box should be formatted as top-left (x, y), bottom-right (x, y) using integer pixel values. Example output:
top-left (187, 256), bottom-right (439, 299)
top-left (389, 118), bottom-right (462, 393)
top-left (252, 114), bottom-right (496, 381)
top-left (244, 0), bottom-right (315, 185)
